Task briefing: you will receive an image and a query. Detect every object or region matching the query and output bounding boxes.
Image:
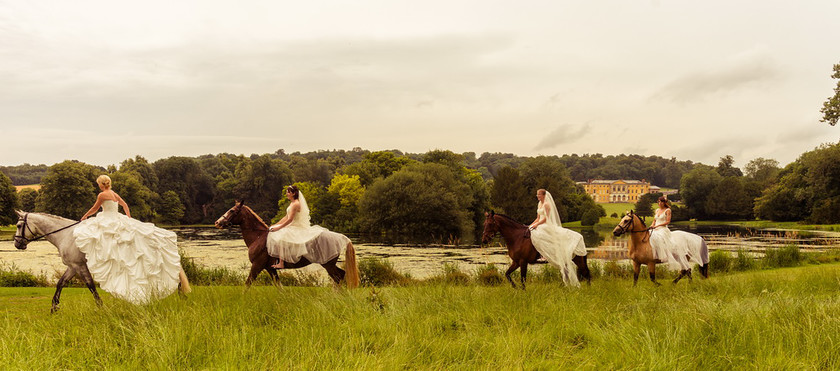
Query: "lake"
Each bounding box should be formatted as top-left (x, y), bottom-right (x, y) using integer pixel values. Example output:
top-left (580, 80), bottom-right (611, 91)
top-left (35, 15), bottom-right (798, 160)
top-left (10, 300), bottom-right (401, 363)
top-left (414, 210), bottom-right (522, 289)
top-left (2, 224), bottom-right (839, 283)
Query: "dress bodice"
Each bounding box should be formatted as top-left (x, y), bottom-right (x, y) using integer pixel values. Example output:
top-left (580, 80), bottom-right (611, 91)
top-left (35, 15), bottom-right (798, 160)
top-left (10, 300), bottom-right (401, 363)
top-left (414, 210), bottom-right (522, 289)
top-left (654, 209), bottom-right (669, 227)
top-left (288, 204), bottom-right (311, 227)
top-left (101, 200), bottom-right (119, 213)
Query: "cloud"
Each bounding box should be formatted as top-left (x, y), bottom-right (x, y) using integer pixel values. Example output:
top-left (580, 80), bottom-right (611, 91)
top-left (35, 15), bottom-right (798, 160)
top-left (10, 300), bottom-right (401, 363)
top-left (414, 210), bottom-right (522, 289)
top-left (652, 51), bottom-right (782, 103)
top-left (533, 123), bottom-right (591, 151)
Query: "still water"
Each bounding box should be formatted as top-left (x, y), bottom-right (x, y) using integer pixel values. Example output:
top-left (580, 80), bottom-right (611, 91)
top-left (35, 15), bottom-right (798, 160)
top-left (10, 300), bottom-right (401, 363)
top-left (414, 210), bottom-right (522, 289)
top-left (2, 224), bottom-right (839, 281)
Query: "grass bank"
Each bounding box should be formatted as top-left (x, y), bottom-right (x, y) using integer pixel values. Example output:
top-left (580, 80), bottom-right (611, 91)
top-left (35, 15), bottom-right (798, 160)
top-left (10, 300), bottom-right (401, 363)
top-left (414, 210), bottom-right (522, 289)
top-left (1, 264), bottom-right (839, 369)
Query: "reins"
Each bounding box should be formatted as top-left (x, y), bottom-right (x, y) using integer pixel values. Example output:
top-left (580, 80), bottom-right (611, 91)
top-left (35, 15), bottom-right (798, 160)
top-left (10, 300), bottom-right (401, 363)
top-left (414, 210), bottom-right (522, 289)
top-left (620, 214), bottom-right (652, 242)
top-left (14, 213), bottom-right (81, 244)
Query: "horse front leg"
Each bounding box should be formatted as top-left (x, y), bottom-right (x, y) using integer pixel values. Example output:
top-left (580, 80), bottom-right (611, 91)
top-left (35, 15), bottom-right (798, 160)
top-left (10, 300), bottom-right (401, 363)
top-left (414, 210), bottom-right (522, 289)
top-left (245, 263), bottom-right (264, 289)
top-left (77, 265), bottom-right (102, 306)
top-left (266, 267), bottom-right (280, 286)
top-left (505, 262), bottom-right (520, 289)
top-left (632, 261), bottom-right (641, 286)
top-left (520, 262), bottom-right (528, 291)
top-left (51, 267), bottom-right (76, 314)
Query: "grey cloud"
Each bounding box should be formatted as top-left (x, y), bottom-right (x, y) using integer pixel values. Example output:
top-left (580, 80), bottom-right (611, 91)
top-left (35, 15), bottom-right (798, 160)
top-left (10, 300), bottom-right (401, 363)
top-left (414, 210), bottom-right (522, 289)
top-left (652, 54), bottom-right (781, 104)
top-left (673, 136), bottom-right (766, 165)
top-left (533, 123), bottom-right (591, 151)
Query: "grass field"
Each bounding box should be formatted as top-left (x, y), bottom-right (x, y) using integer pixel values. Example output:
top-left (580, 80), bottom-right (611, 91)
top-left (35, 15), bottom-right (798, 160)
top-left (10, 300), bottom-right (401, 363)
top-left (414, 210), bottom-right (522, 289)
top-left (2, 264), bottom-right (839, 369)
top-left (600, 202), bottom-right (634, 217)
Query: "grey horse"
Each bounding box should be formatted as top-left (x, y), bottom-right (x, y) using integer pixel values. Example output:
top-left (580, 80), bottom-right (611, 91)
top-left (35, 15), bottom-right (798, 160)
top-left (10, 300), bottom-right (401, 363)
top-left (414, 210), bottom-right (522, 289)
top-left (13, 211), bottom-right (102, 313)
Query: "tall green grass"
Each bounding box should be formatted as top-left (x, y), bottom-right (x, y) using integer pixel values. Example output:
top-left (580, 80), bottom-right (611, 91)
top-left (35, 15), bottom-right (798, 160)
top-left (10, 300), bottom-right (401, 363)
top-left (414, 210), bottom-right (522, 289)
top-left (2, 264), bottom-right (839, 369)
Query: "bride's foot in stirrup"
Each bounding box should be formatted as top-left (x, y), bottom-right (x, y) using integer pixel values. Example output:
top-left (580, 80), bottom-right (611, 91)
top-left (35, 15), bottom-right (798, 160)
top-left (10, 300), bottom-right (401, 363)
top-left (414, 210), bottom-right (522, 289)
top-left (271, 259), bottom-right (284, 269)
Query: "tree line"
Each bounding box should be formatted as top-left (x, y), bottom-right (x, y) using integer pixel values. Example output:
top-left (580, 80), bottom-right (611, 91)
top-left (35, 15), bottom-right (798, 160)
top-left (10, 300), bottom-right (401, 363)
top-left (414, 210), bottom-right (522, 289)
top-left (0, 150), bottom-right (605, 242)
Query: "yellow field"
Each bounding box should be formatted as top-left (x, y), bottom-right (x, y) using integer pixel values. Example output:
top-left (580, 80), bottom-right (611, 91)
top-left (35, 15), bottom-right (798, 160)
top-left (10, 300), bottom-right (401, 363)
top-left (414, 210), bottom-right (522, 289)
top-left (14, 184), bottom-right (40, 192)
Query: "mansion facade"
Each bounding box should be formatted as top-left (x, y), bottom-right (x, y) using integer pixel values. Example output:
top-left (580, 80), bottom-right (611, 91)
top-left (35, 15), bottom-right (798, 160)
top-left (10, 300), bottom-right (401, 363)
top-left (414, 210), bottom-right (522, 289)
top-left (576, 179), bottom-right (660, 203)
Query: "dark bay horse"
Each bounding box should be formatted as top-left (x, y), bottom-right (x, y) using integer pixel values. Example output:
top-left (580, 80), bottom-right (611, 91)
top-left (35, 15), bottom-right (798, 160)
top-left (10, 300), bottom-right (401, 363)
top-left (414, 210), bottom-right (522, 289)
top-left (214, 201), bottom-right (359, 288)
top-left (612, 210), bottom-right (708, 286)
top-left (481, 211), bottom-right (591, 289)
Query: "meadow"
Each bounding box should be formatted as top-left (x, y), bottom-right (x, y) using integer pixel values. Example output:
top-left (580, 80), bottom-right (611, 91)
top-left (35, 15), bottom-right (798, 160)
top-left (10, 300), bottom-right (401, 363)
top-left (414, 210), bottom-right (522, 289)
top-left (2, 263), bottom-right (840, 369)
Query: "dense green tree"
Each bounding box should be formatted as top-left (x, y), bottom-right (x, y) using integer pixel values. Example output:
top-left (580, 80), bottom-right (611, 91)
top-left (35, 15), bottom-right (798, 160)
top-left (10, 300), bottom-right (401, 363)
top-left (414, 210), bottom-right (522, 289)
top-left (0, 163), bottom-right (49, 185)
top-left (359, 163), bottom-right (474, 241)
top-left (706, 177), bottom-right (753, 220)
top-left (158, 191), bottom-right (185, 225)
top-left (35, 161), bottom-right (101, 219)
top-left (119, 156), bottom-right (159, 191)
top-left (111, 171), bottom-right (157, 221)
top-left (321, 175), bottom-right (365, 232)
top-left (580, 208), bottom-right (600, 226)
top-left (680, 165), bottom-right (722, 219)
top-left (0, 172), bottom-right (18, 225)
top-left (153, 157), bottom-right (215, 224)
top-left (744, 157), bottom-right (780, 187)
top-left (233, 154), bottom-right (294, 223)
top-left (716, 155), bottom-right (743, 177)
top-left (753, 143), bottom-right (840, 222)
top-left (633, 192), bottom-right (663, 218)
top-left (17, 188), bottom-right (38, 212)
top-left (290, 156), bottom-right (334, 186)
top-left (820, 62), bottom-right (840, 126)
top-left (343, 151), bottom-right (414, 187)
top-left (490, 166), bottom-right (532, 222)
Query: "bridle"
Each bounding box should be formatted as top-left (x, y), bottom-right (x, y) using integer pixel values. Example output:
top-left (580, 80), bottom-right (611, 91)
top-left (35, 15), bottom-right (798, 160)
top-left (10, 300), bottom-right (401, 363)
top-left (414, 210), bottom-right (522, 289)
top-left (217, 205), bottom-right (242, 228)
top-left (617, 213), bottom-right (651, 241)
top-left (14, 213), bottom-right (80, 246)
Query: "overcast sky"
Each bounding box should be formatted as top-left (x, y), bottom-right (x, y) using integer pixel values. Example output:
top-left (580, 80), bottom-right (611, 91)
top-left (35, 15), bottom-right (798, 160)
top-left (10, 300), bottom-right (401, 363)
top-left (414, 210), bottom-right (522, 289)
top-left (2, 0), bottom-right (839, 168)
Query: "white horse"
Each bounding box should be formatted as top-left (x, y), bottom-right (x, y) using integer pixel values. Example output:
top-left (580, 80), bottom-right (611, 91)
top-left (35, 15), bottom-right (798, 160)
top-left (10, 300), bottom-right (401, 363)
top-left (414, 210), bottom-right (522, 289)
top-left (13, 211), bottom-right (102, 313)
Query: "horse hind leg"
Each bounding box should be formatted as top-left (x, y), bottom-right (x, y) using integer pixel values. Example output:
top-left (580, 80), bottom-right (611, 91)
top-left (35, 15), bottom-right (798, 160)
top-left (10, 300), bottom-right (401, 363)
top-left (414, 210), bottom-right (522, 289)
top-left (78, 265), bottom-right (102, 306)
top-left (323, 260), bottom-right (346, 286)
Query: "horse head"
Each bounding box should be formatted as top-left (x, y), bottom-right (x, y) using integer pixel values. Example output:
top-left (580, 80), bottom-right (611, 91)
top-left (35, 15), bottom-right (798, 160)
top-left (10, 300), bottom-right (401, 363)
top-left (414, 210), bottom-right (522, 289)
top-left (13, 211), bottom-right (40, 250)
top-left (613, 210), bottom-right (636, 237)
top-left (215, 200), bottom-right (246, 229)
top-left (481, 211), bottom-right (500, 244)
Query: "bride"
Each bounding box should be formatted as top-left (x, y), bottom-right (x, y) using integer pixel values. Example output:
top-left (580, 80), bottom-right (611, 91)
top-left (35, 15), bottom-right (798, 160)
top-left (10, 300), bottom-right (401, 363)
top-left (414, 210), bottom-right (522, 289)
top-left (267, 185), bottom-right (349, 268)
top-left (649, 196), bottom-right (691, 272)
top-left (527, 189), bottom-right (587, 287)
top-left (73, 175), bottom-right (190, 304)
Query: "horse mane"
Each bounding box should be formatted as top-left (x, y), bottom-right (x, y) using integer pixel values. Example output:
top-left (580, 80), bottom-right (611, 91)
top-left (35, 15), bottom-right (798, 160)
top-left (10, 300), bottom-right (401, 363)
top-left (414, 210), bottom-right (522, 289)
top-left (494, 213), bottom-right (527, 228)
top-left (29, 212), bottom-right (76, 223)
top-left (632, 213), bottom-right (647, 227)
top-left (241, 206), bottom-right (269, 229)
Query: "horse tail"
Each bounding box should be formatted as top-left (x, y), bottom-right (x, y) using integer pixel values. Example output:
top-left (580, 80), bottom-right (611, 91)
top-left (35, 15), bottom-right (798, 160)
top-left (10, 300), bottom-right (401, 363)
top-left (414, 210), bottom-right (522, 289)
top-left (344, 242), bottom-right (360, 289)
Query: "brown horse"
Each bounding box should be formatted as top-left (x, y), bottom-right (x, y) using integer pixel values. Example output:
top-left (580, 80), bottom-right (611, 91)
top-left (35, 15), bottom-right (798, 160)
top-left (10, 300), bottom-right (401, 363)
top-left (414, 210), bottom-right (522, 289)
top-left (214, 201), bottom-right (359, 288)
top-left (612, 210), bottom-right (703, 286)
top-left (481, 211), bottom-right (591, 289)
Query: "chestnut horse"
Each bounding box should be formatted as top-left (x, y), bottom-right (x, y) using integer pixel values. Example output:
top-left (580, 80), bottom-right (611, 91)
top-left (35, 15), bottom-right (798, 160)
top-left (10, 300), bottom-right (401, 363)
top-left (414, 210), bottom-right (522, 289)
top-left (214, 201), bottom-right (359, 288)
top-left (481, 211), bottom-right (591, 289)
top-left (612, 210), bottom-right (709, 286)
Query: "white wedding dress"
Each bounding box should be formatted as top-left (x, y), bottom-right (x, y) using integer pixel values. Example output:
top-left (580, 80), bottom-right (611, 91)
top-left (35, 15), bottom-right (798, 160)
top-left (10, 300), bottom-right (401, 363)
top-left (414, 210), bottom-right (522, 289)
top-left (73, 200), bottom-right (182, 304)
top-left (649, 209), bottom-right (691, 271)
top-left (529, 191), bottom-right (587, 287)
top-left (266, 193), bottom-right (350, 264)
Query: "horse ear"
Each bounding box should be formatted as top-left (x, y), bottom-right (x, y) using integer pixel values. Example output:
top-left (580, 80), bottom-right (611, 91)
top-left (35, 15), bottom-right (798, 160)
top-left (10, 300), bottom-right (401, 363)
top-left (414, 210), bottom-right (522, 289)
top-left (15, 210), bottom-right (23, 217)
top-left (490, 210), bottom-right (495, 217)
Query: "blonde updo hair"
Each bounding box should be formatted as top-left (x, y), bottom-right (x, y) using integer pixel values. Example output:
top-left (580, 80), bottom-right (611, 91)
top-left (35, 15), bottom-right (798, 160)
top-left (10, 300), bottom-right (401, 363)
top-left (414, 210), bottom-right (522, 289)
top-left (97, 175), bottom-right (112, 189)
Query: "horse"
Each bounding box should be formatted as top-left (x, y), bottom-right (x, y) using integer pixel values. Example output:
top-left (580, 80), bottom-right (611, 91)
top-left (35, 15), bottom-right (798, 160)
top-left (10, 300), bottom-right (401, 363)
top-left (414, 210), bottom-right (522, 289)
top-left (612, 210), bottom-right (709, 286)
top-left (214, 201), bottom-right (359, 289)
top-left (13, 211), bottom-right (102, 313)
top-left (481, 211), bottom-right (591, 290)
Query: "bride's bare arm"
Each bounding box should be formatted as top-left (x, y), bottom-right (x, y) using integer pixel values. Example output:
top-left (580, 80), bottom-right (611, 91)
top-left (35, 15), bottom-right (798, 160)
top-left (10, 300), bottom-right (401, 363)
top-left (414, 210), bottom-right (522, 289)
top-left (80, 193), bottom-right (106, 220)
top-left (114, 192), bottom-right (131, 218)
top-left (529, 204), bottom-right (549, 229)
